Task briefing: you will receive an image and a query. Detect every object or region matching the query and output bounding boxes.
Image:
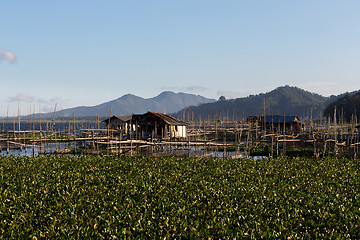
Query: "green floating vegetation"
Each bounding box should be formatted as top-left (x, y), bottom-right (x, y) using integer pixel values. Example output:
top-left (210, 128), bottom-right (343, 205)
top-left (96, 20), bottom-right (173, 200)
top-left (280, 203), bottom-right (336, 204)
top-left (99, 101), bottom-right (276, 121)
top-left (0, 155), bottom-right (359, 239)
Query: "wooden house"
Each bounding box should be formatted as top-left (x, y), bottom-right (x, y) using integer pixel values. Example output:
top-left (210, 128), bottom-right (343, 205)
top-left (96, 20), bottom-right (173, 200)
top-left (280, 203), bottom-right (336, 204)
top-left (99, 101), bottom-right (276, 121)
top-left (132, 111), bottom-right (188, 140)
top-left (246, 116), bottom-right (264, 128)
top-left (247, 115), bottom-right (305, 132)
top-left (264, 115), bottom-right (305, 132)
top-left (102, 115), bottom-right (134, 134)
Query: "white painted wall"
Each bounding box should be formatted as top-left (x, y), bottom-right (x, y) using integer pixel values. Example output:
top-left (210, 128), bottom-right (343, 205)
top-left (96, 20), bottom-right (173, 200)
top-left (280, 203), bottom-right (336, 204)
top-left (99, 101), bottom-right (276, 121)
top-left (170, 125), bottom-right (186, 138)
top-left (108, 119), bottom-right (135, 133)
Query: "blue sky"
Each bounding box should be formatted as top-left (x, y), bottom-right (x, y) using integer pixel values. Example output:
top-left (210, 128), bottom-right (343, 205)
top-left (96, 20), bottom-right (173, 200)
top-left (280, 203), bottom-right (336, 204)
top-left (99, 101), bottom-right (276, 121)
top-left (1, 1), bottom-right (360, 115)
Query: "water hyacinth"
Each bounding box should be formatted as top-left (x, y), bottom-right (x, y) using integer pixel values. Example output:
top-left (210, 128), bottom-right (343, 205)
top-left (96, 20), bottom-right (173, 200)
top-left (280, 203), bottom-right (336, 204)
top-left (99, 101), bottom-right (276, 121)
top-left (0, 155), bottom-right (359, 239)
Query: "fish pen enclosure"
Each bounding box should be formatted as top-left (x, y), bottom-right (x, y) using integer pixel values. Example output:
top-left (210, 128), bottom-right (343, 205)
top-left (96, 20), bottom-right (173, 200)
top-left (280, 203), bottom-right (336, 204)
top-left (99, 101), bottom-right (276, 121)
top-left (0, 113), bottom-right (359, 159)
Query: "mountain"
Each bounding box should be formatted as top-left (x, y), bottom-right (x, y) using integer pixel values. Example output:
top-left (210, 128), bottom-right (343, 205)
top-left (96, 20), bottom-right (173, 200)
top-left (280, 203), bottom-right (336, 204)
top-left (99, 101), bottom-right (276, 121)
top-left (323, 90), bottom-right (360, 122)
top-left (38, 91), bottom-right (216, 118)
top-left (175, 86), bottom-right (338, 121)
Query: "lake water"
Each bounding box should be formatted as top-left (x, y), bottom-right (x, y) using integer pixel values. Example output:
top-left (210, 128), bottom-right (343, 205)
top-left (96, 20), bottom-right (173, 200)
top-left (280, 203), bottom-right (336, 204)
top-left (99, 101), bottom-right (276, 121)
top-left (0, 121), bottom-right (266, 159)
top-left (0, 121), bottom-right (103, 157)
top-left (0, 121), bottom-right (105, 133)
top-left (0, 142), bottom-right (78, 157)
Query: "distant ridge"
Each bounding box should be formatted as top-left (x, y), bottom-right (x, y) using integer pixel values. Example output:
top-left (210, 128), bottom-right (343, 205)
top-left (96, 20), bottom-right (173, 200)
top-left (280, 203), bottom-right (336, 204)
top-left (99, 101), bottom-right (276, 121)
top-left (323, 90), bottom-right (360, 121)
top-left (174, 86), bottom-right (340, 120)
top-left (34, 91), bottom-right (216, 118)
top-left (18, 86), bottom-right (354, 120)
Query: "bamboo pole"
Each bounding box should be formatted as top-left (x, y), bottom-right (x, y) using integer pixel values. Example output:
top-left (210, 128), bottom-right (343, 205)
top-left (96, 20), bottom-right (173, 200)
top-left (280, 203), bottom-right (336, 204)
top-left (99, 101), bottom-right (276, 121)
top-left (334, 107), bottom-right (338, 155)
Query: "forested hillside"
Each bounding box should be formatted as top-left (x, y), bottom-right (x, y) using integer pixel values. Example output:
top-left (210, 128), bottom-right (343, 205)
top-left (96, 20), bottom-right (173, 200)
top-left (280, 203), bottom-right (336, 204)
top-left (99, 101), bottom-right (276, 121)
top-left (175, 86), bottom-right (332, 120)
top-left (323, 91), bottom-right (360, 122)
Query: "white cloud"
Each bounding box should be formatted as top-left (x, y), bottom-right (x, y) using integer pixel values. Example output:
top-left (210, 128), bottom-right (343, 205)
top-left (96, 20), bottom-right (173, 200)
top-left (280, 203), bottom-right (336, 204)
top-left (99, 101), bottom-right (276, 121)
top-left (7, 93), bottom-right (69, 113)
top-left (37, 98), bottom-right (58, 112)
top-left (8, 93), bottom-right (35, 102)
top-left (40, 104), bottom-right (58, 113)
top-left (185, 86), bottom-right (208, 92)
top-left (0, 48), bottom-right (16, 63)
top-left (162, 85), bottom-right (209, 93)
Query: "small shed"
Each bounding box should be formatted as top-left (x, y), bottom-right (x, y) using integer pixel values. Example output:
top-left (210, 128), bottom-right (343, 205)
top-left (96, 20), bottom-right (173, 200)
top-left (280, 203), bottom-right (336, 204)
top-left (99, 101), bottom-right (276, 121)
top-left (246, 115), bottom-right (305, 132)
top-left (132, 111), bottom-right (188, 139)
top-left (102, 115), bottom-right (133, 134)
top-left (246, 116), bottom-right (264, 128)
top-left (264, 115), bottom-right (305, 132)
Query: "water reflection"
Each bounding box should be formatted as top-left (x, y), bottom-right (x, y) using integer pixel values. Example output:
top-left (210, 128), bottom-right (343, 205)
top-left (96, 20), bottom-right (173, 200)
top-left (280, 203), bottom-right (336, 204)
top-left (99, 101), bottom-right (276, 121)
top-left (0, 142), bottom-right (77, 157)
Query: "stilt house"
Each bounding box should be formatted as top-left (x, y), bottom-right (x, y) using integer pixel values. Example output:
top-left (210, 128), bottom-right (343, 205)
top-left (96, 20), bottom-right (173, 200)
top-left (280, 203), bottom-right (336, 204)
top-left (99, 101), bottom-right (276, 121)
top-left (102, 115), bottom-right (134, 134)
top-left (247, 115), bottom-right (305, 132)
top-left (132, 111), bottom-right (187, 140)
top-left (264, 115), bottom-right (305, 132)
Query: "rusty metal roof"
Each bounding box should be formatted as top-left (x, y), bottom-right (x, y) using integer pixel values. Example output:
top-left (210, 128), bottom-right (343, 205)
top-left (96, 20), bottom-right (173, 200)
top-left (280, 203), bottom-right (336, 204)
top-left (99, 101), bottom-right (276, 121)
top-left (103, 112), bottom-right (187, 126)
top-left (132, 111), bottom-right (187, 126)
top-left (147, 112), bottom-right (188, 125)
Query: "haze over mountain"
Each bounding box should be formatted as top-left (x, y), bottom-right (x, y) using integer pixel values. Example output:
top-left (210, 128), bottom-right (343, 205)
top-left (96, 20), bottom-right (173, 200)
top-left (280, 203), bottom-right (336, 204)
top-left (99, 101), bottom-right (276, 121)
top-left (175, 86), bottom-right (342, 121)
top-left (36, 91), bottom-right (216, 118)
